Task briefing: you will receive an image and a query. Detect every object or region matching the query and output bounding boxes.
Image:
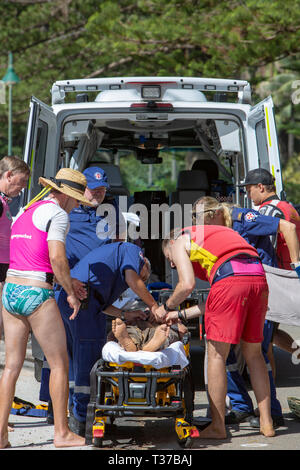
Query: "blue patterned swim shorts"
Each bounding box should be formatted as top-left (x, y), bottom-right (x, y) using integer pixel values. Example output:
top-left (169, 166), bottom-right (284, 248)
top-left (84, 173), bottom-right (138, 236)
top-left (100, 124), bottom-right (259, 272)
top-left (2, 283), bottom-right (55, 317)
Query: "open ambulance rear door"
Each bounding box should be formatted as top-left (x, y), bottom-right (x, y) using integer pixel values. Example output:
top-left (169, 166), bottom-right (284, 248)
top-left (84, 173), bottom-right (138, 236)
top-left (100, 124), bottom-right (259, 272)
top-left (246, 96), bottom-right (283, 198)
top-left (23, 96), bottom-right (57, 204)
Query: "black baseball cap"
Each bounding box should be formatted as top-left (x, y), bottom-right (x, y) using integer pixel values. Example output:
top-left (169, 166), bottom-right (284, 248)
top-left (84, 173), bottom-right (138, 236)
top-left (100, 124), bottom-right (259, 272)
top-left (239, 168), bottom-right (275, 186)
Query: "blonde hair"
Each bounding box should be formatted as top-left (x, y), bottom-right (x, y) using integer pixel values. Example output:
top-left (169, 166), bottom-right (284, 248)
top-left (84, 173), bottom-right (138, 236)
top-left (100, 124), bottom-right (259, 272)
top-left (0, 155), bottom-right (30, 179)
top-left (192, 196), bottom-right (234, 228)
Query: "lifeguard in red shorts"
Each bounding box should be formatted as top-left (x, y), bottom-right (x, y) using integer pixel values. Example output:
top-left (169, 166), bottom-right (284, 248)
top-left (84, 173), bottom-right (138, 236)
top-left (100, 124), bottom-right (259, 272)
top-left (156, 225), bottom-right (275, 440)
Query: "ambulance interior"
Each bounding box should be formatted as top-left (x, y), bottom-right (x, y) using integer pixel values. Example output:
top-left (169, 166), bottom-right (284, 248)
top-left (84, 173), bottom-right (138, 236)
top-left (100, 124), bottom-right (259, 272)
top-left (60, 112), bottom-right (246, 286)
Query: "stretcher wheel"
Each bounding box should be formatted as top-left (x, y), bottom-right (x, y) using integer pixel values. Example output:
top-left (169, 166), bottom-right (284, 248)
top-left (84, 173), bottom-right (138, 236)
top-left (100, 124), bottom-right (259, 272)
top-left (183, 364), bottom-right (195, 421)
top-left (110, 416), bottom-right (115, 425)
top-left (93, 437), bottom-right (103, 448)
top-left (178, 436), bottom-right (193, 449)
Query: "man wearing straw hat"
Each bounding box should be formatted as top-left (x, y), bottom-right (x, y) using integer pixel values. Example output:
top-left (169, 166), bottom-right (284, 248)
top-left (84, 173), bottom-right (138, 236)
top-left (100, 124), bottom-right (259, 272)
top-left (0, 168), bottom-right (92, 449)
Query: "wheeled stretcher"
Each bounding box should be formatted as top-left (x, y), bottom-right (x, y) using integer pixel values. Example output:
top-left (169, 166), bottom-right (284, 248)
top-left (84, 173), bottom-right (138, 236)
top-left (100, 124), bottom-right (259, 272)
top-left (85, 338), bottom-right (199, 448)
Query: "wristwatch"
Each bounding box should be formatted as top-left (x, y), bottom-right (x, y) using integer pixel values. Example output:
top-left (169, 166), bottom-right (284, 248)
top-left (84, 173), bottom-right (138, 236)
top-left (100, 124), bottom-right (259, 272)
top-left (290, 261), bottom-right (300, 270)
top-left (178, 310), bottom-right (188, 326)
top-left (163, 301), bottom-right (173, 312)
top-left (120, 310), bottom-right (126, 321)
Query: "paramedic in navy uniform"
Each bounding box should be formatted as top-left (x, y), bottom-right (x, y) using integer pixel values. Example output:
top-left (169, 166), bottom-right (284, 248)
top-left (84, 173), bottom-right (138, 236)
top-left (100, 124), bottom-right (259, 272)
top-left (56, 242), bottom-right (158, 437)
top-left (66, 166), bottom-right (126, 269)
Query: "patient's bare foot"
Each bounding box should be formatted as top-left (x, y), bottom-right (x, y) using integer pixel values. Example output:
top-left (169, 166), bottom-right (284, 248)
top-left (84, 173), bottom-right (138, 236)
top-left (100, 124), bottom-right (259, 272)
top-left (112, 318), bottom-right (137, 352)
top-left (143, 324), bottom-right (170, 352)
top-left (112, 317), bottom-right (127, 340)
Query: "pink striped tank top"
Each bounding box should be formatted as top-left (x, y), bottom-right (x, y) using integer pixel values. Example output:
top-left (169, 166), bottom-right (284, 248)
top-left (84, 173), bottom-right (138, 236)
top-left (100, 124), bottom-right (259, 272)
top-left (9, 200), bottom-right (56, 273)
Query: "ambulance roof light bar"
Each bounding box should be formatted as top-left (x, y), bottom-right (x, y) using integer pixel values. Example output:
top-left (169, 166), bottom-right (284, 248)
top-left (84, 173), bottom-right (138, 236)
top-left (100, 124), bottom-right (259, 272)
top-left (51, 77), bottom-right (251, 105)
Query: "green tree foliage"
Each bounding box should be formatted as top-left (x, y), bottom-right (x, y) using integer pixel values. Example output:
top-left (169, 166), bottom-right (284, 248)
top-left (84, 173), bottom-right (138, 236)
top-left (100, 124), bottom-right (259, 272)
top-left (120, 151), bottom-right (186, 194)
top-left (82, 0), bottom-right (300, 79)
top-left (256, 58), bottom-right (300, 165)
top-left (283, 154), bottom-right (300, 203)
top-left (0, 0), bottom-right (101, 155)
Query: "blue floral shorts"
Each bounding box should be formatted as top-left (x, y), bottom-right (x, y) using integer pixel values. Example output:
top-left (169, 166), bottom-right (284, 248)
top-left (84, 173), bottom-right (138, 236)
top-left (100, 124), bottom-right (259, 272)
top-left (2, 283), bottom-right (55, 317)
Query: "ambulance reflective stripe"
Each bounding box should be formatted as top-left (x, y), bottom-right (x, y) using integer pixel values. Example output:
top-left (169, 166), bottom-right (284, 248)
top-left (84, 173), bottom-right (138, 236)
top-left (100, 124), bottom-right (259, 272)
top-left (42, 359), bottom-right (49, 368)
top-left (226, 363), bottom-right (239, 372)
top-left (266, 362), bottom-right (272, 372)
top-left (74, 385), bottom-right (90, 394)
top-left (265, 105), bottom-right (272, 148)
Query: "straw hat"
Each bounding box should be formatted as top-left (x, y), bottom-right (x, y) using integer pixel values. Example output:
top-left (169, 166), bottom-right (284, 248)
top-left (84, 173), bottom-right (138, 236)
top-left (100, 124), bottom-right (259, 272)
top-left (39, 168), bottom-right (93, 206)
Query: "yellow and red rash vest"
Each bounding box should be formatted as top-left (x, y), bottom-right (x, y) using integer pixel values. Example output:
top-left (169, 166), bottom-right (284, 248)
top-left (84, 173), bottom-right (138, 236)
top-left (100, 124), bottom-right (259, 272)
top-left (259, 199), bottom-right (300, 270)
top-left (182, 225), bottom-right (259, 284)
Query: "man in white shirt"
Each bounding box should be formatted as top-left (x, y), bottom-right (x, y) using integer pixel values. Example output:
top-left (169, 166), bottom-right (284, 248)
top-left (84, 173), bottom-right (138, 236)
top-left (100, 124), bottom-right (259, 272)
top-left (0, 168), bottom-right (91, 449)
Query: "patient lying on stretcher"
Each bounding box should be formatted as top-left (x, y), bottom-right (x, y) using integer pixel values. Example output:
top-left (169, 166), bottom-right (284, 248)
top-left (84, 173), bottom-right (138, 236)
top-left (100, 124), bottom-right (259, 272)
top-left (108, 317), bottom-right (188, 352)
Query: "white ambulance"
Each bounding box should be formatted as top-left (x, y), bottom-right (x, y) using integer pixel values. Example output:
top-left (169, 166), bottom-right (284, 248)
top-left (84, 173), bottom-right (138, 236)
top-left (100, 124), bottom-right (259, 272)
top-left (21, 76), bottom-right (283, 288)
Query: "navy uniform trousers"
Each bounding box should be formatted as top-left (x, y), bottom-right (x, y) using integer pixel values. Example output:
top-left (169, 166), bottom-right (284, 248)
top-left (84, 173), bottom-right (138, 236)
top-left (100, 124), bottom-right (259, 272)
top-left (40, 290), bottom-right (107, 423)
top-left (59, 290), bottom-right (106, 423)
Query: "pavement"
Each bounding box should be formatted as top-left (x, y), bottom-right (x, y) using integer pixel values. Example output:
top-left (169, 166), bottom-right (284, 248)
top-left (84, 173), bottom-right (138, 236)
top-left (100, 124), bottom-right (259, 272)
top-left (1, 324), bottom-right (300, 452)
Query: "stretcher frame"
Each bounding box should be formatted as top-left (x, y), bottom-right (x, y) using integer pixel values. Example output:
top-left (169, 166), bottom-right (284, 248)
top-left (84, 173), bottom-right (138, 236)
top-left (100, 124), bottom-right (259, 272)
top-left (85, 340), bottom-right (199, 448)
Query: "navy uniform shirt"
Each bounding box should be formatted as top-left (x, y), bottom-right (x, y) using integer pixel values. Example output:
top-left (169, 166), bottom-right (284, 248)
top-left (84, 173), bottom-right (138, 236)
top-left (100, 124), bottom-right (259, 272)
top-left (66, 200), bottom-right (122, 269)
top-left (231, 207), bottom-right (280, 267)
top-left (70, 242), bottom-right (145, 309)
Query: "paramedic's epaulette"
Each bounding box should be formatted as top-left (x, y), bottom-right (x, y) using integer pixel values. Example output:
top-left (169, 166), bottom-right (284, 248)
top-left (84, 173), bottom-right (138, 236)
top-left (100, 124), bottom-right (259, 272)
top-left (231, 208), bottom-right (243, 221)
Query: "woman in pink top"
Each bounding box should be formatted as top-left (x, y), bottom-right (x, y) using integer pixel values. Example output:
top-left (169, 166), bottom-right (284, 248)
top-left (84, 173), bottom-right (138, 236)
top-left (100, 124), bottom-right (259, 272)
top-left (0, 168), bottom-right (92, 449)
top-left (0, 156), bottom-right (30, 339)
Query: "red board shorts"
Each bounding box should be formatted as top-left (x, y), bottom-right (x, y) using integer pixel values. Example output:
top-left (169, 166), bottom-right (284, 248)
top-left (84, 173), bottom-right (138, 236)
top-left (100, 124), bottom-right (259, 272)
top-left (204, 275), bottom-right (268, 344)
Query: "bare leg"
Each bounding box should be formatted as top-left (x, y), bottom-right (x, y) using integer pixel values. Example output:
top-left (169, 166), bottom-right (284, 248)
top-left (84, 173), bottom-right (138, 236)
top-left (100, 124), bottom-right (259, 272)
top-left (198, 339), bottom-right (230, 439)
top-left (0, 283), bottom-right (14, 433)
top-left (0, 307), bottom-right (30, 449)
top-left (29, 299), bottom-right (85, 447)
top-left (112, 318), bottom-right (137, 352)
top-left (241, 340), bottom-right (275, 437)
top-left (267, 342), bottom-right (276, 380)
top-left (142, 324), bottom-right (170, 352)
